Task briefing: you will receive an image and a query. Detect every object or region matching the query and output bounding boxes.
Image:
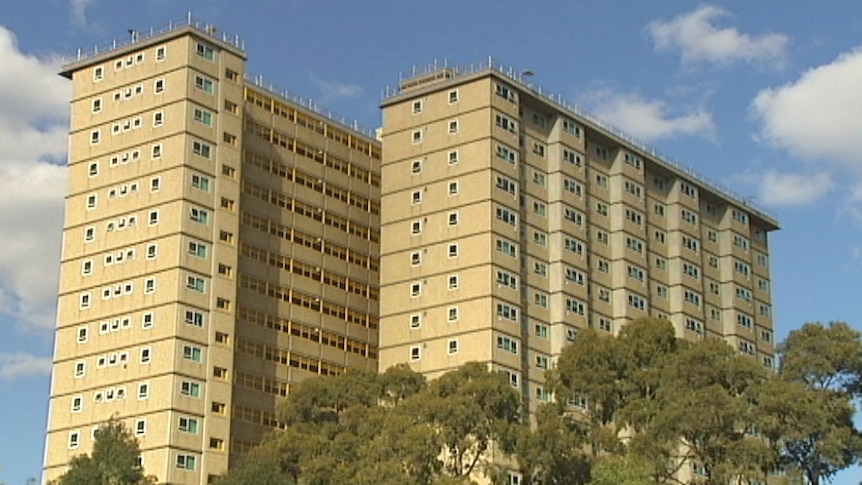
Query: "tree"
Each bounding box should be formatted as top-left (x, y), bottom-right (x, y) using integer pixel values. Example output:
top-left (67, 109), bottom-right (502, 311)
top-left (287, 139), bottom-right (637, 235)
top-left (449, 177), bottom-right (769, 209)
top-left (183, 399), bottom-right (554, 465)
top-left (774, 322), bottom-right (862, 485)
top-left (587, 455), bottom-right (652, 485)
top-left (53, 419), bottom-right (154, 485)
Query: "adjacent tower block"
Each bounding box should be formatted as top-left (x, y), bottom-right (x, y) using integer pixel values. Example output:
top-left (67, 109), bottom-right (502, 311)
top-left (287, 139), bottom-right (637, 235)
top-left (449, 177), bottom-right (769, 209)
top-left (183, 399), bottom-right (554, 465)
top-left (46, 19), bottom-right (380, 484)
top-left (378, 64), bottom-right (778, 414)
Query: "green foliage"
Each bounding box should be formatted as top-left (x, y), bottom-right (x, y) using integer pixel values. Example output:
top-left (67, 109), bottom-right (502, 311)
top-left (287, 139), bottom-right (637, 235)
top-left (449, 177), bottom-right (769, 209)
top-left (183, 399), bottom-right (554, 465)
top-left (53, 419), bottom-right (154, 485)
top-left (221, 319), bottom-right (862, 485)
top-left (587, 455), bottom-right (652, 485)
top-left (225, 362), bottom-right (521, 485)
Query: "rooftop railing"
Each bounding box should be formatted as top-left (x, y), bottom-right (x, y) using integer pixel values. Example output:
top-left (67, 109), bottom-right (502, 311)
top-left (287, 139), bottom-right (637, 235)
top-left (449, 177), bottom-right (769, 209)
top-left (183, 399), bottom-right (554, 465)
top-left (63, 12), bottom-right (244, 64)
top-left (246, 73), bottom-right (378, 139)
top-left (383, 56), bottom-right (775, 222)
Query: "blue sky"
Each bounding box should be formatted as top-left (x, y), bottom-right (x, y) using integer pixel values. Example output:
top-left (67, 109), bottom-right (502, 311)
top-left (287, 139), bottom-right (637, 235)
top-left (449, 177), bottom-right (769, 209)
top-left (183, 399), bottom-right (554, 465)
top-left (0, 1), bottom-right (860, 483)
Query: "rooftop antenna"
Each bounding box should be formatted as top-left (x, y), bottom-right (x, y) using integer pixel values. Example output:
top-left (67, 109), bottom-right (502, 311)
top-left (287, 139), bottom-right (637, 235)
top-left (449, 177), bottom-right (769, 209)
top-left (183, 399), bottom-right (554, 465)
top-left (128, 29), bottom-right (139, 42)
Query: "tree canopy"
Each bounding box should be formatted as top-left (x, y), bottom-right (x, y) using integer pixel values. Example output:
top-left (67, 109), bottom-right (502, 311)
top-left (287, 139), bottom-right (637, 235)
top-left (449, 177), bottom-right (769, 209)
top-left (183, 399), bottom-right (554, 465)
top-left (220, 318), bottom-right (862, 485)
top-left (52, 419), bottom-right (154, 485)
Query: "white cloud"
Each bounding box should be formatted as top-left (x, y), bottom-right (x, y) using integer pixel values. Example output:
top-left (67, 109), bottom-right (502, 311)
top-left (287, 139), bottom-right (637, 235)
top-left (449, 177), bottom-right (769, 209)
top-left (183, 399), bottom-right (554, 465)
top-left (0, 26), bottom-right (69, 333)
top-left (648, 5), bottom-right (788, 68)
top-left (0, 352), bottom-right (52, 380)
top-left (583, 89), bottom-right (715, 142)
top-left (758, 170), bottom-right (833, 206)
top-left (752, 46), bottom-right (862, 167)
top-left (308, 72), bottom-right (363, 104)
top-left (69, 0), bottom-right (96, 28)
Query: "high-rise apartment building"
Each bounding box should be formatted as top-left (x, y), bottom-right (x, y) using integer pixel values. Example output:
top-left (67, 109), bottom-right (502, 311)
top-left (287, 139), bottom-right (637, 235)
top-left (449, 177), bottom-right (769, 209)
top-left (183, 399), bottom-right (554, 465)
top-left (378, 62), bottom-right (778, 415)
top-left (46, 18), bottom-right (779, 485)
top-left (45, 18), bottom-right (380, 484)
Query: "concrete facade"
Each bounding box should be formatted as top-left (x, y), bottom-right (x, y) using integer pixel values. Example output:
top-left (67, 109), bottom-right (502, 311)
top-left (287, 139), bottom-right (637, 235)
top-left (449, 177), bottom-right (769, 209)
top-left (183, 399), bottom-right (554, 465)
top-left (45, 21), bottom-right (380, 485)
top-left (378, 65), bottom-right (778, 418)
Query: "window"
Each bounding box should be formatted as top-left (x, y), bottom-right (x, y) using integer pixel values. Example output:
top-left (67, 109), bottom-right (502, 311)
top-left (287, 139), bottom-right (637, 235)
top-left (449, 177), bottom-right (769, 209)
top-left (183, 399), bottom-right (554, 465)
top-left (565, 237), bottom-right (584, 255)
top-left (534, 261), bottom-right (548, 277)
top-left (496, 238), bottom-right (517, 257)
top-left (193, 108), bottom-right (213, 126)
top-left (194, 75), bottom-right (215, 94)
top-left (737, 313), bottom-right (753, 329)
top-left (495, 83), bottom-right (516, 102)
top-left (599, 318), bottom-right (613, 333)
top-left (627, 293), bottom-right (646, 311)
top-left (93, 65), bottom-right (104, 81)
top-left (188, 241), bottom-right (208, 258)
top-left (409, 314), bottom-right (421, 329)
top-left (563, 119), bottom-right (581, 137)
top-left (68, 431), bottom-right (80, 449)
top-left (190, 207), bottom-right (209, 224)
top-left (81, 259), bottom-right (93, 276)
top-left (411, 99), bottom-right (423, 114)
top-left (564, 208), bottom-right (583, 225)
top-left (186, 276), bottom-right (206, 293)
top-left (448, 275), bottom-right (459, 290)
top-left (191, 173), bottom-right (211, 191)
top-left (144, 278), bottom-right (156, 294)
top-left (496, 144), bottom-right (517, 164)
top-left (410, 251), bottom-right (422, 266)
top-left (135, 419), bottom-right (147, 436)
top-left (534, 292), bottom-right (548, 308)
top-left (145, 244), bottom-right (157, 260)
top-left (495, 114), bottom-right (518, 133)
top-left (563, 149), bottom-right (582, 166)
top-left (142, 312), bottom-right (154, 329)
top-left (74, 361), bottom-right (85, 378)
top-left (177, 454), bottom-right (197, 471)
top-left (181, 381), bottom-right (201, 398)
top-left (152, 143), bottom-right (163, 159)
top-left (532, 142), bottom-right (546, 157)
top-left (448, 181), bottom-right (459, 196)
top-left (91, 98), bottom-right (102, 113)
top-left (182, 345), bottom-right (203, 363)
top-left (411, 159), bottom-right (422, 174)
top-left (448, 89), bottom-right (459, 104)
top-left (684, 290), bottom-right (701, 307)
top-left (137, 382), bottom-right (149, 400)
top-left (410, 282), bottom-right (422, 298)
top-left (497, 303), bottom-right (518, 321)
top-left (411, 130), bottom-right (423, 144)
top-left (448, 120), bottom-right (459, 134)
top-left (536, 355), bottom-right (549, 369)
top-left (497, 335), bottom-right (518, 354)
top-left (153, 111), bottom-right (164, 126)
top-left (686, 318), bottom-right (703, 334)
top-left (448, 211), bottom-right (459, 226)
top-left (566, 298), bottom-right (585, 315)
top-left (565, 267), bottom-right (584, 285)
top-left (411, 190), bottom-right (422, 205)
top-left (496, 270), bottom-right (518, 289)
top-left (79, 292), bottom-right (91, 309)
top-left (564, 178), bottom-right (583, 197)
top-left (196, 42), bottom-right (215, 60)
top-left (448, 339), bottom-right (459, 354)
top-left (534, 324), bottom-right (549, 339)
top-left (533, 231), bottom-right (548, 247)
top-left (179, 417), bottom-right (200, 434)
top-left (410, 346), bottom-right (421, 361)
top-left (147, 210), bottom-right (159, 226)
top-left (86, 193), bottom-right (97, 210)
top-left (448, 243), bottom-right (459, 258)
top-left (410, 220), bottom-right (422, 235)
top-left (496, 175), bottom-right (517, 195)
top-left (71, 396), bottom-right (83, 412)
top-left (448, 150), bottom-right (459, 165)
top-left (185, 310), bottom-right (205, 327)
top-left (192, 140), bottom-right (212, 158)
